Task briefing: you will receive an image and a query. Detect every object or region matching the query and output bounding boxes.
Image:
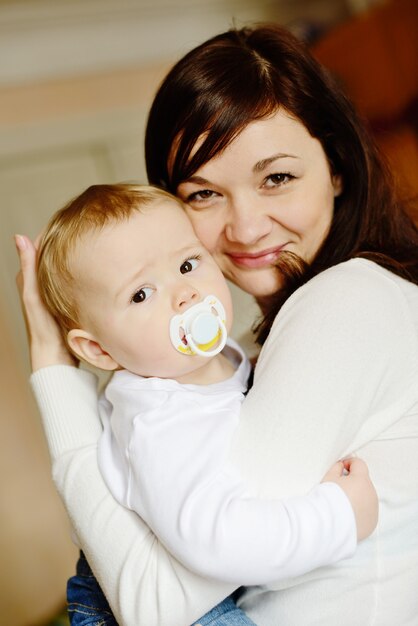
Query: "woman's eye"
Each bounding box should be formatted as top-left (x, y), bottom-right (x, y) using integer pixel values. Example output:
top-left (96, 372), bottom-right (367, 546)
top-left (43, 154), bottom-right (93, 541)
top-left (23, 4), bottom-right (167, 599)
top-left (186, 189), bottom-right (217, 203)
top-left (263, 173), bottom-right (294, 188)
top-left (131, 287), bottom-right (153, 304)
top-left (180, 257), bottom-right (200, 274)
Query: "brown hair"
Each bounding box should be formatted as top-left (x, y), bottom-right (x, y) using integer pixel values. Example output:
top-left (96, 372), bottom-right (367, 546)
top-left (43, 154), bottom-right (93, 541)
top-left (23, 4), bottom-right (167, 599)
top-left (37, 184), bottom-right (184, 336)
top-left (145, 24), bottom-right (418, 342)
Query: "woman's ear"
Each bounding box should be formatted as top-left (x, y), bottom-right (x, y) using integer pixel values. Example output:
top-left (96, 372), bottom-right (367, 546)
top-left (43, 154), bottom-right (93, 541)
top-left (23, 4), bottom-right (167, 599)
top-left (67, 329), bottom-right (119, 371)
top-left (332, 174), bottom-right (343, 197)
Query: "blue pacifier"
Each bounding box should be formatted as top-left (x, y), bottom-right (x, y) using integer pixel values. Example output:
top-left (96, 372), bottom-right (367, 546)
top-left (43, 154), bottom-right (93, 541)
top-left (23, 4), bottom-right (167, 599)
top-left (169, 295), bottom-right (227, 357)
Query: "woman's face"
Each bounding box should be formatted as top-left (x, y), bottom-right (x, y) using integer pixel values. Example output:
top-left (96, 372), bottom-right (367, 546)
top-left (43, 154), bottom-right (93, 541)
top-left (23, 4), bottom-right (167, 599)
top-left (177, 109), bottom-right (342, 301)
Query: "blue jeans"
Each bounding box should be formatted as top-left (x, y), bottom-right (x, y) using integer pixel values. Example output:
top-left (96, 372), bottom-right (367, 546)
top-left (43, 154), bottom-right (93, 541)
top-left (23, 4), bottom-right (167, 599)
top-left (67, 552), bottom-right (117, 626)
top-left (67, 551), bottom-right (256, 626)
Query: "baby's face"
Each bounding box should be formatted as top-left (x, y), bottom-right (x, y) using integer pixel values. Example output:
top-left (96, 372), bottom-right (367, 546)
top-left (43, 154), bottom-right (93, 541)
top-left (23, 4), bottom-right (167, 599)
top-left (70, 200), bottom-right (233, 379)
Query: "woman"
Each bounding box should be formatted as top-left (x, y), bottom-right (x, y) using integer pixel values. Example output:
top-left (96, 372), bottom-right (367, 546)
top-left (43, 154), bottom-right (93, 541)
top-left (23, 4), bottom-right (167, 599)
top-left (16, 24), bottom-right (418, 626)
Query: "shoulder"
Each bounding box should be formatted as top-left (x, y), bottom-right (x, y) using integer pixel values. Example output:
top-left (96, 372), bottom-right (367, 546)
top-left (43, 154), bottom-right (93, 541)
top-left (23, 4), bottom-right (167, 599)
top-left (301, 258), bottom-right (410, 301)
top-left (279, 258), bottom-right (416, 327)
top-left (261, 259), bottom-right (418, 372)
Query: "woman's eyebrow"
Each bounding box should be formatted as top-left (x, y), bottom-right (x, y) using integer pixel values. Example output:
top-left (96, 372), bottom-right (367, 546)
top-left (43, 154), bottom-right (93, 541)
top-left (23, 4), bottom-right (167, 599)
top-left (180, 175), bottom-right (209, 185)
top-left (253, 153), bottom-right (299, 172)
top-left (180, 153), bottom-right (299, 184)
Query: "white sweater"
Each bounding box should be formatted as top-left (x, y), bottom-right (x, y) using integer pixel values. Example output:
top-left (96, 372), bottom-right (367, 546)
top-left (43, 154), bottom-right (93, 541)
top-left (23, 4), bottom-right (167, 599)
top-left (98, 340), bottom-right (355, 585)
top-left (31, 259), bottom-right (418, 626)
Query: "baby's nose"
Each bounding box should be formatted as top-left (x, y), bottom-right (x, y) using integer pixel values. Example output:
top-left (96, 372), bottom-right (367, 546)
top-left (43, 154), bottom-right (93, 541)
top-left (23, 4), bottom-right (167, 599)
top-left (174, 285), bottom-right (200, 311)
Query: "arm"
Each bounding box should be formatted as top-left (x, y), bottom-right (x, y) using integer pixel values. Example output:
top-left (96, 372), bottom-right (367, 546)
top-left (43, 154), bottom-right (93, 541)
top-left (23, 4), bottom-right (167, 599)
top-left (17, 240), bottom-right (402, 621)
top-left (32, 366), bottom-right (236, 626)
top-left (124, 392), bottom-right (359, 585)
top-left (230, 259), bottom-right (418, 500)
top-left (17, 235), bottom-right (235, 626)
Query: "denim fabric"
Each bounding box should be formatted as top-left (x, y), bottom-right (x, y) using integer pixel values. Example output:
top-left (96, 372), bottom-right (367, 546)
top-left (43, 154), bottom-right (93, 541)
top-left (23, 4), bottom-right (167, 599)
top-left (68, 552), bottom-right (256, 626)
top-left (67, 552), bottom-right (118, 626)
top-left (192, 595), bottom-right (257, 626)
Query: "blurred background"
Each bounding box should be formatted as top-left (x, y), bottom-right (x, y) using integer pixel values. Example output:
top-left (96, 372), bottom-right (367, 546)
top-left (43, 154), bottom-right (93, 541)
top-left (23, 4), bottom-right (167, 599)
top-left (1, 0), bottom-right (417, 624)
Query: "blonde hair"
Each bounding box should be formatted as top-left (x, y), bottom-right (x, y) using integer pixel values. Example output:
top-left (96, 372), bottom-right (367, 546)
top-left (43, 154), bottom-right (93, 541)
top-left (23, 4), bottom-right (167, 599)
top-left (37, 183), bottom-right (185, 337)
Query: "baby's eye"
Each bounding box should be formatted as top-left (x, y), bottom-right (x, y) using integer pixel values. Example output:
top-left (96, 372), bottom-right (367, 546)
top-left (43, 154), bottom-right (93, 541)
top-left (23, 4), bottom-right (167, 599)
top-left (180, 257), bottom-right (200, 274)
top-left (131, 286), bottom-right (154, 304)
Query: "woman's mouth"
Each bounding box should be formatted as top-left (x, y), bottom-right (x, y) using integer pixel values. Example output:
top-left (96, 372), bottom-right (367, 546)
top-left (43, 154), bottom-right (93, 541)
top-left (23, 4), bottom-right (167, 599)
top-left (226, 245), bottom-right (288, 269)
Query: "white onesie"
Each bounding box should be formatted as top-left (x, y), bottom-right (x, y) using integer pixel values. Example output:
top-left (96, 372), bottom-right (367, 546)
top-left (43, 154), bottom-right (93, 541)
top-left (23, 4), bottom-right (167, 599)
top-left (98, 339), bottom-right (356, 585)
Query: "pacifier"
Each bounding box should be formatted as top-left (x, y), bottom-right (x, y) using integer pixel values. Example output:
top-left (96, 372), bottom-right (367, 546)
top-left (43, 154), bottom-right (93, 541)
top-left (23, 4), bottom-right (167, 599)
top-left (169, 295), bottom-right (227, 357)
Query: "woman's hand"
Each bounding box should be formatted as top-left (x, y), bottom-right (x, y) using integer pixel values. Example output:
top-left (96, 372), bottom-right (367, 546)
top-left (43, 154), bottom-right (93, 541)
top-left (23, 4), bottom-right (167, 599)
top-left (15, 234), bottom-right (77, 371)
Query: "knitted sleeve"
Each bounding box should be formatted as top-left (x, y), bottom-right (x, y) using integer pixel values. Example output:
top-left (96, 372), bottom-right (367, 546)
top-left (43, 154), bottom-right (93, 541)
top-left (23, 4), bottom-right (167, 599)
top-left (231, 259), bottom-right (418, 499)
top-left (31, 365), bottom-right (235, 626)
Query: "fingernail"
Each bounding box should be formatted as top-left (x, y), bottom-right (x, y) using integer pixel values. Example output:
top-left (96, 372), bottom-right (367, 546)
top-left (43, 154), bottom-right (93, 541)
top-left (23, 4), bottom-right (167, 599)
top-left (14, 234), bottom-right (27, 250)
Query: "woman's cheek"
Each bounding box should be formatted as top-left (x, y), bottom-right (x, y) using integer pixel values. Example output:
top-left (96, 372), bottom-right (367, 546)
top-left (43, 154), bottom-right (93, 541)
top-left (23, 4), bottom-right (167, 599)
top-left (187, 214), bottom-right (221, 253)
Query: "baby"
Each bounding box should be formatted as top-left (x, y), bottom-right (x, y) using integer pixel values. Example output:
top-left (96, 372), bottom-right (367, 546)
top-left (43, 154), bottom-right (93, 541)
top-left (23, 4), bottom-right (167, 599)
top-left (37, 183), bottom-right (377, 625)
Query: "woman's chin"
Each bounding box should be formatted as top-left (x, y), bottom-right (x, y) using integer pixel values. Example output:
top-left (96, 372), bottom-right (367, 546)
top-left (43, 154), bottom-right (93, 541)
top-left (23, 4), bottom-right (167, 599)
top-left (231, 270), bottom-right (284, 301)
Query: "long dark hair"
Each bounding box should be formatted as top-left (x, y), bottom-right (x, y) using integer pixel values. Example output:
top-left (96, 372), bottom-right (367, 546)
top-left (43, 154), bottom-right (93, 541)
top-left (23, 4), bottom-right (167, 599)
top-left (145, 25), bottom-right (418, 342)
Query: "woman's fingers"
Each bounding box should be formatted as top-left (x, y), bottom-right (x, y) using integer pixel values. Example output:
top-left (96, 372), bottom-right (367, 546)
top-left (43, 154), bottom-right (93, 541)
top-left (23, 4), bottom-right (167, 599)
top-left (14, 233), bottom-right (76, 370)
top-left (15, 235), bottom-right (41, 308)
top-left (15, 234), bottom-right (50, 336)
top-left (15, 235), bottom-right (38, 341)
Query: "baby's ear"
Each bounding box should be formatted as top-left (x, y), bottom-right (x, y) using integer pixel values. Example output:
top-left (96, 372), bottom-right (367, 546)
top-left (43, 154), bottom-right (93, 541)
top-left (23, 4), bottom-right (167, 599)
top-left (67, 329), bottom-right (119, 371)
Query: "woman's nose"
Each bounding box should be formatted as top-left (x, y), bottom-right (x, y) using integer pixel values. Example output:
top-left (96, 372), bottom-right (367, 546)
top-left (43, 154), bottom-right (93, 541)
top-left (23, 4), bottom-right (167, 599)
top-left (173, 284), bottom-right (200, 312)
top-left (225, 200), bottom-right (272, 245)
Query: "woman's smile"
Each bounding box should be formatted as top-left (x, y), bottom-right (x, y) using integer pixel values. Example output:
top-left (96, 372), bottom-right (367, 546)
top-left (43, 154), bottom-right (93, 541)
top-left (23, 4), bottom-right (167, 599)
top-left (226, 244), bottom-right (289, 269)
